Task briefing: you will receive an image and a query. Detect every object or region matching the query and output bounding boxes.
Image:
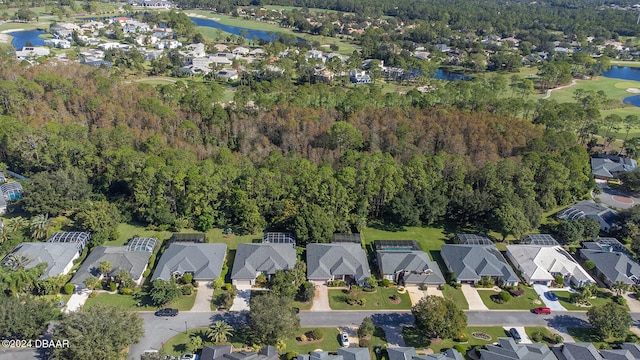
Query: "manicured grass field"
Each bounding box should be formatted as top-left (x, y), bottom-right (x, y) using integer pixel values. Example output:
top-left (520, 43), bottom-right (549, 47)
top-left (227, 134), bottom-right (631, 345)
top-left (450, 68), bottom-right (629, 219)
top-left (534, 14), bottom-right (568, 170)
top-left (284, 327), bottom-right (341, 354)
top-left (403, 326), bottom-right (510, 353)
top-left (545, 77), bottom-right (640, 106)
top-left (84, 292), bottom-right (196, 311)
top-left (441, 284), bottom-right (469, 310)
top-left (552, 290), bottom-right (614, 311)
top-left (525, 326), bottom-right (559, 346)
top-left (477, 287), bottom-right (542, 310)
top-left (361, 225), bottom-right (448, 252)
top-left (161, 327), bottom-right (210, 356)
top-left (565, 327), bottom-right (638, 348)
top-left (328, 287), bottom-right (411, 310)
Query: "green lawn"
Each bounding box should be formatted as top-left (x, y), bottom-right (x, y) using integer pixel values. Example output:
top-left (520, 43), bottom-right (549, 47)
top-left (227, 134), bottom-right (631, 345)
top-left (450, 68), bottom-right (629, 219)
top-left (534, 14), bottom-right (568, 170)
top-left (525, 326), bottom-right (560, 346)
top-left (552, 290), bottom-right (614, 311)
top-left (160, 327), bottom-right (212, 356)
top-left (328, 287), bottom-right (411, 310)
top-left (84, 292), bottom-right (196, 311)
top-left (611, 60), bottom-right (640, 68)
top-left (565, 328), bottom-right (638, 348)
top-left (361, 225), bottom-right (448, 253)
top-left (477, 287), bottom-right (542, 310)
top-left (441, 284), bottom-right (469, 310)
top-left (284, 327), bottom-right (341, 353)
top-left (403, 326), bottom-right (510, 353)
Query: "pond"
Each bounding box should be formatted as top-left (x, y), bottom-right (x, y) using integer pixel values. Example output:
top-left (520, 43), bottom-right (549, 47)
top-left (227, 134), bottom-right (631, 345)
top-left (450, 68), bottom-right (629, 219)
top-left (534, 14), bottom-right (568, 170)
top-left (190, 17), bottom-right (285, 42)
top-left (623, 95), bottom-right (640, 107)
top-left (10, 29), bottom-right (46, 49)
top-left (434, 68), bottom-right (472, 81)
top-left (603, 66), bottom-right (640, 107)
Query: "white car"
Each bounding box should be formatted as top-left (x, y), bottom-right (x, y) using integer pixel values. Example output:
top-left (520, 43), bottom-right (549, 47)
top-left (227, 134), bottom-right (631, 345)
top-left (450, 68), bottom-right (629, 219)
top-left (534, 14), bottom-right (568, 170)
top-left (181, 355), bottom-right (196, 360)
top-left (340, 333), bottom-right (349, 347)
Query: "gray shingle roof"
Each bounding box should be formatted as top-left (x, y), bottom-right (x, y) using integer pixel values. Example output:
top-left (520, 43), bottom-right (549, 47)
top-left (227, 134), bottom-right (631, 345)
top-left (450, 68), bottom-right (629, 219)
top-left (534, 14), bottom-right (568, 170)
top-left (563, 343), bottom-right (601, 360)
top-left (591, 155), bottom-right (638, 179)
top-left (441, 244), bottom-right (519, 283)
top-left (306, 243), bottom-right (371, 283)
top-left (338, 347), bottom-right (370, 360)
top-left (481, 338), bottom-right (558, 360)
top-left (580, 248), bottom-right (640, 286)
top-left (151, 243), bottom-right (227, 281)
top-left (377, 250), bottom-right (445, 284)
top-left (3, 242), bottom-right (79, 278)
top-left (388, 348), bottom-right (416, 360)
top-left (231, 243), bottom-right (296, 280)
top-left (557, 200), bottom-right (617, 232)
top-left (201, 345), bottom-right (278, 360)
top-left (420, 349), bottom-right (465, 360)
top-left (71, 246), bottom-right (152, 285)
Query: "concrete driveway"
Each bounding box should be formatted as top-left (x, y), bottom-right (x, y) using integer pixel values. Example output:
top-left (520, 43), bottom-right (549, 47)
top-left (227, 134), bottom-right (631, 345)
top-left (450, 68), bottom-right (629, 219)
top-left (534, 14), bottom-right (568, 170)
top-left (338, 326), bottom-right (358, 347)
top-left (310, 284), bottom-right (331, 311)
top-left (190, 281), bottom-right (213, 312)
top-left (230, 289), bottom-right (251, 311)
top-left (65, 287), bottom-right (91, 313)
top-left (533, 285), bottom-right (567, 311)
top-left (406, 286), bottom-right (443, 305)
top-left (460, 284), bottom-right (489, 310)
top-left (624, 293), bottom-right (640, 313)
top-left (502, 326), bottom-right (532, 344)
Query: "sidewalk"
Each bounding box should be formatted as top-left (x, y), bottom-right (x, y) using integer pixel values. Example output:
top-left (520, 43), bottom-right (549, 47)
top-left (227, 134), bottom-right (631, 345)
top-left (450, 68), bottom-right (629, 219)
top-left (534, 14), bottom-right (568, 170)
top-left (190, 281), bottom-right (213, 312)
top-left (461, 284), bottom-right (489, 311)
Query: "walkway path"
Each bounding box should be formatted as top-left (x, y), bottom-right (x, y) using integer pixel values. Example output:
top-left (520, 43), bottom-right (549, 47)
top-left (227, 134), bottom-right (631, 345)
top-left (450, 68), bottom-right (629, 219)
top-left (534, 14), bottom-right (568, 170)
top-left (310, 284), bottom-right (331, 311)
top-left (190, 281), bottom-right (213, 312)
top-left (461, 285), bottom-right (489, 311)
top-left (543, 80), bottom-right (578, 99)
top-left (65, 288), bottom-right (91, 313)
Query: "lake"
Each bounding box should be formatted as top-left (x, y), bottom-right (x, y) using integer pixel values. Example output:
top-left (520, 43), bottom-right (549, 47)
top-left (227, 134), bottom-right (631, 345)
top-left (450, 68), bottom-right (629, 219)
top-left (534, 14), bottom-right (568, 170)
top-left (10, 29), bottom-right (46, 49)
top-left (434, 68), bottom-right (472, 81)
top-left (191, 17), bottom-right (282, 42)
top-left (603, 66), bottom-right (640, 107)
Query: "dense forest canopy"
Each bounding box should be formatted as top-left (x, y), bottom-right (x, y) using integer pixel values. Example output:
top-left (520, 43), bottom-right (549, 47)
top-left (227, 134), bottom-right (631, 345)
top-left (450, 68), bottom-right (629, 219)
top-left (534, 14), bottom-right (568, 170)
top-left (0, 49), bottom-right (592, 244)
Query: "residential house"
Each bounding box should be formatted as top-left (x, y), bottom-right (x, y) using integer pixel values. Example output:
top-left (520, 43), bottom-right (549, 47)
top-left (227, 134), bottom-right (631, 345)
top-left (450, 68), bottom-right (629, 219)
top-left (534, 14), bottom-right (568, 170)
top-left (135, 35), bottom-right (159, 46)
top-left (421, 349), bottom-right (464, 360)
top-left (441, 244), bottom-right (520, 286)
top-left (152, 27), bottom-right (173, 38)
top-left (71, 238), bottom-right (157, 287)
top-left (156, 39), bottom-right (182, 50)
top-left (44, 39), bottom-right (71, 49)
top-left (2, 242), bottom-right (80, 278)
top-left (557, 200), bottom-right (617, 232)
top-left (98, 42), bottom-right (131, 51)
top-left (179, 65), bottom-right (211, 76)
top-left (15, 46), bottom-right (50, 60)
top-left (388, 348), bottom-right (417, 360)
top-left (299, 349), bottom-right (371, 360)
top-left (581, 238), bottom-right (640, 287)
top-left (217, 69), bottom-right (239, 80)
top-left (201, 345), bottom-right (278, 360)
top-left (350, 70), bottom-right (371, 84)
top-left (183, 43), bottom-right (207, 58)
top-left (562, 343), bottom-right (605, 360)
top-left (151, 243), bottom-right (227, 281)
top-left (231, 243), bottom-right (296, 286)
top-left (307, 243), bottom-right (371, 285)
top-left (506, 245), bottom-right (593, 286)
top-left (591, 155), bottom-right (638, 179)
top-left (375, 240), bottom-right (445, 286)
top-left (232, 46), bottom-right (250, 56)
top-left (480, 338), bottom-right (558, 360)
top-left (129, 0), bottom-right (174, 9)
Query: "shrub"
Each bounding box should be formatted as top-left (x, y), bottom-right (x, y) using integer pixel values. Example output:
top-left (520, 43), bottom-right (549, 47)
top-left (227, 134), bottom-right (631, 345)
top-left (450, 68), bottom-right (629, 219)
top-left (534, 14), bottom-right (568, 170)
top-left (300, 282), bottom-right (315, 302)
top-left (614, 295), bottom-right (627, 306)
top-left (299, 334), bottom-right (307, 342)
top-left (213, 278), bottom-right (224, 290)
top-left (366, 277), bottom-right (377, 289)
top-left (183, 273), bottom-right (193, 284)
top-left (420, 285), bottom-right (428, 291)
top-left (531, 331), bottom-right (543, 342)
top-left (477, 276), bottom-right (495, 288)
top-left (359, 338), bottom-right (371, 348)
top-left (381, 279), bottom-right (391, 287)
top-left (358, 298), bottom-right (366, 306)
top-left (455, 333), bottom-right (468, 342)
top-left (554, 275), bottom-right (564, 287)
top-left (584, 260), bottom-right (596, 271)
top-left (453, 345), bottom-right (467, 355)
top-left (499, 290), bottom-right (512, 302)
top-left (142, 269), bottom-right (151, 278)
top-left (120, 287), bottom-right (133, 295)
top-left (286, 352), bottom-right (298, 360)
top-left (358, 317), bottom-right (374, 337)
top-left (551, 334), bottom-right (563, 344)
top-left (310, 329), bottom-right (323, 340)
top-left (390, 294), bottom-right (399, 301)
top-left (327, 280), bottom-right (347, 287)
top-left (182, 285), bottom-right (193, 295)
top-left (256, 273), bottom-right (267, 285)
top-left (89, 290), bottom-right (98, 298)
top-left (193, 281), bottom-right (198, 288)
top-left (509, 288), bottom-right (525, 297)
top-left (109, 282), bottom-right (117, 292)
top-left (225, 283), bottom-right (232, 291)
top-left (64, 283), bottom-right (75, 295)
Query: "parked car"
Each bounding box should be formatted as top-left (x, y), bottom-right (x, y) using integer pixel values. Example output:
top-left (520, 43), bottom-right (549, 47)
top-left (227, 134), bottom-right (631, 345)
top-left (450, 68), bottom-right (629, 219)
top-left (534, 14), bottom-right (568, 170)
top-left (155, 308), bottom-right (179, 317)
top-left (180, 355), bottom-right (196, 360)
top-left (509, 328), bottom-right (522, 342)
top-left (544, 291), bottom-right (558, 301)
top-left (340, 333), bottom-right (349, 347)
top-left (533, 307), bottom-right (551, 315)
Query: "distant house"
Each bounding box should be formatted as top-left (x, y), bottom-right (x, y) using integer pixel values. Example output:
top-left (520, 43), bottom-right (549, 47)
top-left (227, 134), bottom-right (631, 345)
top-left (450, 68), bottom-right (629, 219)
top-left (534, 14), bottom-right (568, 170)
top-left (71, 238), bottom-right (157, 287)
top-left (201, 345), bottom-right (278, 360)
top-left (480, 338), bottom-right (558, 360)
top-left (506, 245), bottom-right (593, 286)
top-left (232, 46), bottom-right (250, 56)
top-left (560, 342), bottom-right (640, 360)
top-left (581, 238), bottom-right (640, 287)
top-left (231, 243), bottom-right (296, 286)
top-left (151, 243), bottom-right (227, 281)
top-left (306, 243), bottom-right (371, 285)
top-left (44, 39), bottom-right (71, 49)
top-left (217, 69), bottom-right (239, 80)
top-left (441, 244), bottom-right (519, 286)
top-left (350, 70), bottom-right (371, 84)
top-left (2, 242), bottom-right (80, 279)
top-left (15, 46), bottom-right (50, 60)
top-left (591, 154), bottom-right (638, 179)
top-left (375, 240), bottom-right (445, 286)
top-left (557, 200), bottom-right (617, 232)
top-left (129, 0), bottom-right (174, 8)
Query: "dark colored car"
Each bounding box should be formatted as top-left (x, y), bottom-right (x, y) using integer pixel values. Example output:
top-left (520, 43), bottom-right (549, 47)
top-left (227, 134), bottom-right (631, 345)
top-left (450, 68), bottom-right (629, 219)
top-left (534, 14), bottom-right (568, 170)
top-left (533, 307), bottom-right (551, 315)
top-left (544, 291), bottom-right (558, 301)
top-left (155, 308), bottom-right (179, 317)
top-left (509, 328), bottom-right (522, 342)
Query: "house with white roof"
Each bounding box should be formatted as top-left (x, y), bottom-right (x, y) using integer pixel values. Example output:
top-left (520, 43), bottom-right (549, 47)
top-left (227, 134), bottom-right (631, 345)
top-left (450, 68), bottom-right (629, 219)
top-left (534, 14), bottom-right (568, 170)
top-left (15, 47), bottom-right (50, 60)
top-left (506, 245), bottom-right (593, 286)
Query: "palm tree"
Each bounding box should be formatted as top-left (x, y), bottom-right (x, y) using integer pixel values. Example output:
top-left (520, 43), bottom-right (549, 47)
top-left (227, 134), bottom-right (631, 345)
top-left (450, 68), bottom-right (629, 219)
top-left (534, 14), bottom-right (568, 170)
top-left (4, 216), bottom-right (28, 232)
top-left (4, 253), bottom-right (32, 271)
top-left (98, 260), bottom-right (112, 277)
top-left (612, 281), bottom-right (630, 296)
top-left (207, 320), bottom-right (234, 343)
top-left (0, 227), bottom-right (9, 244)
top-left (30, 214), bottom-right (52, 240)
top-left (190, 334), bottom-right (203, 353)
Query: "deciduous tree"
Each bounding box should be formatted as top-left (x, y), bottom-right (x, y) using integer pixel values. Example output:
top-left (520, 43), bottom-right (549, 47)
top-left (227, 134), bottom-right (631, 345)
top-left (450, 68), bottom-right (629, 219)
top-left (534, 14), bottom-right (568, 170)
top-left (411, 295), bottom-right (466, 339)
